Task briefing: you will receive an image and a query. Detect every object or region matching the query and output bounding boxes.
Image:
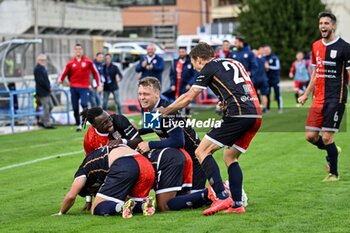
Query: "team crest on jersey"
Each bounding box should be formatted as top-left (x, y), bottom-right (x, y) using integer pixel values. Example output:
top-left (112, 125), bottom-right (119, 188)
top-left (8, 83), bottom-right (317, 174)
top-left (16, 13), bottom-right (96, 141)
top-left (330, 50), bottom-right (337, 59)
top-left (72, 63), bottom-right (76, 68)
top-left (187, 64), bottom-right (192, 69)
top-left (82, 62), bottom-right (86, 67)
top-left (153, 60), bottom-right (157, 64)
top-left (244, 53), bottom-right (248, 58)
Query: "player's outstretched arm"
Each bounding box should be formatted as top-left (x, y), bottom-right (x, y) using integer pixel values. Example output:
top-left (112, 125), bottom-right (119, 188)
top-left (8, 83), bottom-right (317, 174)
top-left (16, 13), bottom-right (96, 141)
top-left (160, 87), bottom-right (202, 116)
top-left (298, 68), bottom-right (316, 105)
top-left (54, 177), bottom-right (86, 215)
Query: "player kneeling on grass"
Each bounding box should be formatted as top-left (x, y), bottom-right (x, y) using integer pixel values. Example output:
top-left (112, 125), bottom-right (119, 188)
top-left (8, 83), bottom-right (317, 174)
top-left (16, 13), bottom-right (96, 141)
top-left (53, 145), bottom-right (155, 218)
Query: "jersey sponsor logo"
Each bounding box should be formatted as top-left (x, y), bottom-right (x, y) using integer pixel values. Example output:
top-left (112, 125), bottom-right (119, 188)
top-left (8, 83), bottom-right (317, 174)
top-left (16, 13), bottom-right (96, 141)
top-left (240, 95), bottom-right (258, 102)
top-left (144, 111), bottom-right (161, 129)
top-left (330, 50), bottom-right (337, 59)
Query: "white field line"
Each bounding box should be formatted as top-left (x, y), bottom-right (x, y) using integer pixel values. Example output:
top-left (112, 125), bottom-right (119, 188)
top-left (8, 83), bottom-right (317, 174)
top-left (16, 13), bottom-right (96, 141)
top-left (0, 137), bottom-right (84, 154)
top-left (0, 150), bottom-right (83, 171)
top-left (0, 135), bottom-right (158, 171)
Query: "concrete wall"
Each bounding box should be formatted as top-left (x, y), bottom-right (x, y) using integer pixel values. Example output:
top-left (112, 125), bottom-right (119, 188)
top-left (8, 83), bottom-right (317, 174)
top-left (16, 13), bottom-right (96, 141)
top-left (122, 0), bottom-right (210, 35)
top-left (0, 0), bottom-right (123, 34)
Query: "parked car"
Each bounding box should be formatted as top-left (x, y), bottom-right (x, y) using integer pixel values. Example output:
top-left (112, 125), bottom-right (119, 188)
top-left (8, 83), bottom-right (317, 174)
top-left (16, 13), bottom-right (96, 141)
top-left (112, 42), bottom-right (164, 55)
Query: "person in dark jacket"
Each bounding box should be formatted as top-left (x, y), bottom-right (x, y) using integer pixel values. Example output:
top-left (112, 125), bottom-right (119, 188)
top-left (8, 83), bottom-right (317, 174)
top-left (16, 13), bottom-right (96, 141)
top-left (102, 53), bottom-right (123, 114)
top-left (34, 54), bottom-right (55, 129)
top-left (264, 45), bottom-right (283, 113)
top-left (229, 36), bottom-right (258, 78)
top-left (135, 43), bottom-right (165, 83)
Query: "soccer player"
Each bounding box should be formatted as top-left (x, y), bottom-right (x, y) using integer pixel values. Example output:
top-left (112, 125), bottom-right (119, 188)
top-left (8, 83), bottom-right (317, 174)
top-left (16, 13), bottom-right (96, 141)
top-left (145, 147), bottom-right (190, 211)
top-left (53, 145), bottom-right (155, 218)
top-left (80, 107), bottom-right (142, 155)
top-left (160, 42), bottom-right (262, 215)
top-left (289, 51), bottom-right (310, 106)
top-left (137, 77), bottom-right (206, 193)
top-left (298, 12), bottom-right (350, 182)
top-left (57, 44), bottom-right (102, 132)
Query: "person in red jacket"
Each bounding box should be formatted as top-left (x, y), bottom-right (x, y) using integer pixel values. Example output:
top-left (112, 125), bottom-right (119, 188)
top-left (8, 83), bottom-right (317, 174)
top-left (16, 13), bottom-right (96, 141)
top-left (57, 44), bottom-right (103, 131)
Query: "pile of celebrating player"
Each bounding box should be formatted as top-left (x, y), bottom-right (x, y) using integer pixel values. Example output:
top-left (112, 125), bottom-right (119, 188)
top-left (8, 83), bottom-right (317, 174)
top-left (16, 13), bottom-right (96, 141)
top-left (54, 11), bottom-right (350, 218)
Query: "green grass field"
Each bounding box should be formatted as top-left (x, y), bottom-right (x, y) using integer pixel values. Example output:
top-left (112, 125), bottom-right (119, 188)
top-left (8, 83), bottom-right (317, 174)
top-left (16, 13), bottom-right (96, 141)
top-left (0, 92), bottom-right (349, 233)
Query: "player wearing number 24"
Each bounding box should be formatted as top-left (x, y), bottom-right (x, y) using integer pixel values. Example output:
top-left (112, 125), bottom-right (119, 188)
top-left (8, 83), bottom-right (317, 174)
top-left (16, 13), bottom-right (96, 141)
top-left (159, 42), bottom-right (261, 215)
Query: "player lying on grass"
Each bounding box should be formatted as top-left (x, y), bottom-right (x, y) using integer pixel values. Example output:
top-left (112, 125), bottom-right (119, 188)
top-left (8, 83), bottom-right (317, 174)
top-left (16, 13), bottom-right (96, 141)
top-left (53, 145), bottom-right (155, 218)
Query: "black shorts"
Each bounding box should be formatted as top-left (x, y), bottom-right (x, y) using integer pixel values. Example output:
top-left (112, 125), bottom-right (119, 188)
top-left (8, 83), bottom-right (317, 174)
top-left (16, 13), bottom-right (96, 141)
top-left (206, 117), bottom-right (261, 152)
top-left (306, 102), bottom-right (346, 132)
top-left (148, 148), bottom-right (186, 195)
top-left (96, 156), bottom-right (139, 202)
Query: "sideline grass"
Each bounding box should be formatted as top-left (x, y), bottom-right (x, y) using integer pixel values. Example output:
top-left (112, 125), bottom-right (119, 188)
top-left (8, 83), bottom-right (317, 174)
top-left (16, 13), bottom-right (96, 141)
top-left (0, 92), bottom-right (349, 232)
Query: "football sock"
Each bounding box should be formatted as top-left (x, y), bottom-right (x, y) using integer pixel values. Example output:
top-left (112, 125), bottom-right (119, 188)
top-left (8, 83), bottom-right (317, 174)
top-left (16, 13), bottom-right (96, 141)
top-left (93, 201), bottom-right (124, 216)
top-left (201, 155), bottom-right (227, 200)
top-left (325, 142), bottom-right (338, 176)
top-left (295, 93), bottom-right (299, 103)
top-left (228, 162), bottom-right (243, 208)
top-left (314, 136), bottom-right (326, 150)
top-left (167, 189), bottom-right (209, 211)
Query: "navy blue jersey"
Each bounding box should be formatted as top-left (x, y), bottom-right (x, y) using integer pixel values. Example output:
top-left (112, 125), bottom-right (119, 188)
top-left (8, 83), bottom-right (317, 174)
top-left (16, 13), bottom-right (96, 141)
top-left (141, 98), bottom-right (200, 151)
top-left (110, 114), bottom-right (139, 141)
top-left (192, 58), bottom-right (261, 117)
top-left (74, 148), bottom-right (109, 186)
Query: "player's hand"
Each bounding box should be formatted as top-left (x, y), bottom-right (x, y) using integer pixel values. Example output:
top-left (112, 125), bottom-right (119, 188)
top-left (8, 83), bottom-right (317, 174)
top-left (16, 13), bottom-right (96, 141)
top-left (217, 101), bottom-right (224, 109)
top-left (298, 94), bottom-right (308, 105)
top-left (97, 86), bottom-right (103, 93)
top-left (137, 141), bottom-right (150, 154)
top-left (81, 202), bottom-right (92, 212)
top-left (107, 139), bottom-right (122, 148)
top-left (56, 79), bottom-right (62, 86)
top-left (157, 106), bottom-right (167, 116)
top-left (51, 211), bottom-right (62, 216)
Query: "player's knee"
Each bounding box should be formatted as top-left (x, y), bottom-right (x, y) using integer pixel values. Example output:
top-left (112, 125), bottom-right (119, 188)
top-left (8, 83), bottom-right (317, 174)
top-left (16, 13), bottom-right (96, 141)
top-left (305, 132), bottom-right (318, 143)
top-left (321, 133), bottom-right (334, 145)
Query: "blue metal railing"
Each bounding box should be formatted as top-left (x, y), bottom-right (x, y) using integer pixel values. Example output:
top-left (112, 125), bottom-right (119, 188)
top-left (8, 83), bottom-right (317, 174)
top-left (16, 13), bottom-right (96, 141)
top-left (0, 88), bottom-right (70, 133)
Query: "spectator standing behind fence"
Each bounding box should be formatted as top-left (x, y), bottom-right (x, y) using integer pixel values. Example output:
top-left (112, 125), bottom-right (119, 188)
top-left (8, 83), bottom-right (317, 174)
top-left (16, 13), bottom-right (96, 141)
top-left (289, 51), bottom-right (310, 106)
top-left (57, 43), bottom-right (102, 132)
top-left (90, 52), bottom-right (105, 107)
top-left (102, 53), bottom-right (123, 114)
top-left (34, 54), bottom-right (55, 129)
top-left (135, 43), bottom-right (164, 84)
